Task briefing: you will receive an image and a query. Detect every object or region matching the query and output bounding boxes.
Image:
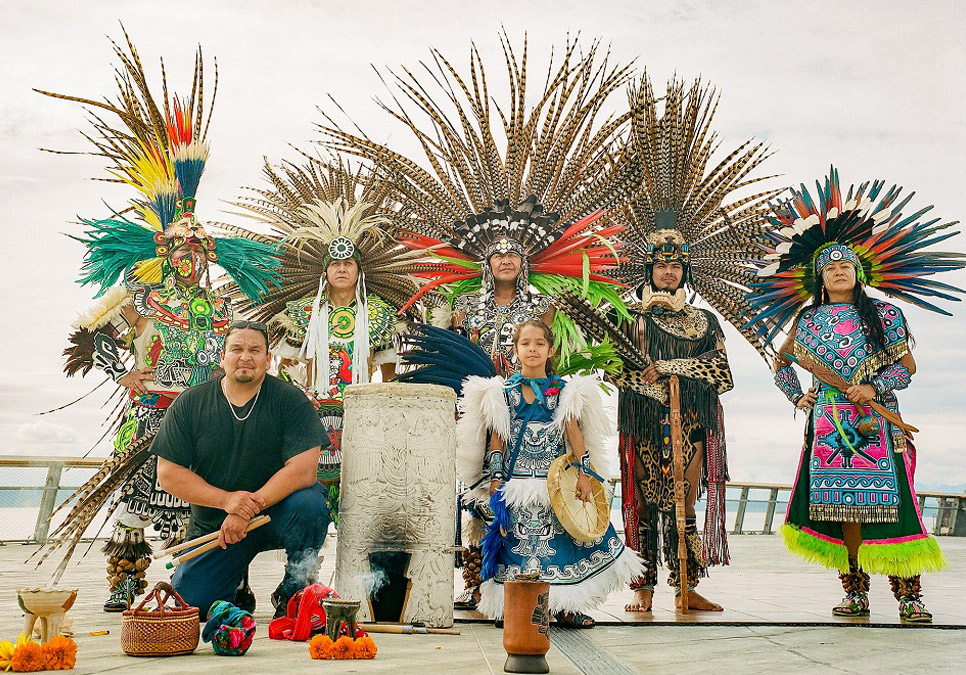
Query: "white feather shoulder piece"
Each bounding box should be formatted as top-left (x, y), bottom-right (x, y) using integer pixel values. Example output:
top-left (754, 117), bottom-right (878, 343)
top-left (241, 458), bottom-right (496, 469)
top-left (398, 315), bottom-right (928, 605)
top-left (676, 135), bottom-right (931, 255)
top-left (72, 286), bottom-right (133, 330)
top-left (552, 374), bottom-right (612, 478)
top-left (456, 375), bottom-right (509, 503)
top-left (428, 304), bottom-right (453, 329)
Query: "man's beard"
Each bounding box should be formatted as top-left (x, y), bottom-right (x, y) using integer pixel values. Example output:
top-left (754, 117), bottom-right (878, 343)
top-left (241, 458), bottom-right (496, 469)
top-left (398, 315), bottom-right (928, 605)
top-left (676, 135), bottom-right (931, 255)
top-left (234, 371), bottom-right (256, 384)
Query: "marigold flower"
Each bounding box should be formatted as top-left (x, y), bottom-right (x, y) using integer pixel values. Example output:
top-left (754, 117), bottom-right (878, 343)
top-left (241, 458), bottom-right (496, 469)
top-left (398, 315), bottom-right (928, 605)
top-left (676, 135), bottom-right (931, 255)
top-left (331, 636), bottom-right (354, 659)
top-left (308, 634), bottom-right (334, 660)
top-left (353, 635), bottom-right (377, 659)
top-left (10, 641), bottom-right (44, 673)
top-left (41, 635), bottom-right (77, 670)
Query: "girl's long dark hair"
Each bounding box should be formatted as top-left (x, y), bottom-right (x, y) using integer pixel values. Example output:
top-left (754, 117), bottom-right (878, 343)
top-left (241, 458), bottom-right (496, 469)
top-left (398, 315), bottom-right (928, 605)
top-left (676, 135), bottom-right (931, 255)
top-left (512, 319), bottom-right (556, 375)
top-left (810, 276), bottom-right (888, 351)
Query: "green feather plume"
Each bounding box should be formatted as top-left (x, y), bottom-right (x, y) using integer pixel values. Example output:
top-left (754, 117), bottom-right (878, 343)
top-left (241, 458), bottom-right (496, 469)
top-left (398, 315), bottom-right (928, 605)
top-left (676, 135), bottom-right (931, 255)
top-left (213, 237), bottom-right (282, 302)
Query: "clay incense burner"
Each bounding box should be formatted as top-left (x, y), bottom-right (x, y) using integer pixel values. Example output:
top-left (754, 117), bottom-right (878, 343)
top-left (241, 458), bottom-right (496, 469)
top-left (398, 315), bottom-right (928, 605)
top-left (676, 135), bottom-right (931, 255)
top-left (18, 588), bottom-right (78, 642)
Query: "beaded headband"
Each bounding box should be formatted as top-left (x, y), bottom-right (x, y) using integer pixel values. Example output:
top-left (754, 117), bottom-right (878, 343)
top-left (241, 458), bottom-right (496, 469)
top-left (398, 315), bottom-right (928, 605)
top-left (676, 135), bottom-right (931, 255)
top-left (814, 243), bottom-right (863, 280)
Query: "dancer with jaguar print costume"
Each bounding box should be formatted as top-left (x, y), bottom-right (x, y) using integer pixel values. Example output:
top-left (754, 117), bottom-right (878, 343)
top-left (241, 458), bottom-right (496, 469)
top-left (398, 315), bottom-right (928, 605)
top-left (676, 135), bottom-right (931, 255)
top-left (221, 157), bottom-right (423, 528)
top-left (558, 75), bottom-right (780, 612)
top-left (746, 168), bottom-right (963, 623)
top-left (36, 33), bottom-right (279, 610)
top-left (315, 35), bottom-right (641, 610)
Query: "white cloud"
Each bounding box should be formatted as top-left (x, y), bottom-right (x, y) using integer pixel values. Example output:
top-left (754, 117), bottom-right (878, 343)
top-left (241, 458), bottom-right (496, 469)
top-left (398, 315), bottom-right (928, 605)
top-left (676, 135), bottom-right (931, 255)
top-left (14, 420), bottom-right (81, 446)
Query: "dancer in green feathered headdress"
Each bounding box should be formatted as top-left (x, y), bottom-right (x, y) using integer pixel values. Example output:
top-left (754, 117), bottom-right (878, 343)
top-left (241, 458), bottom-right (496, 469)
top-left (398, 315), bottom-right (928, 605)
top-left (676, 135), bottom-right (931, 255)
top-left (32, 28), bottom-right (280, 612)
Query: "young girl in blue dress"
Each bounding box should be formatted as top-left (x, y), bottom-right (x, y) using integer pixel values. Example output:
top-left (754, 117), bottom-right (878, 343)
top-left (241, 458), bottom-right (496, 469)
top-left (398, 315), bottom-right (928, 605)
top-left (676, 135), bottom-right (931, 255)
top-left (458, 320), bottom-right (643, 628)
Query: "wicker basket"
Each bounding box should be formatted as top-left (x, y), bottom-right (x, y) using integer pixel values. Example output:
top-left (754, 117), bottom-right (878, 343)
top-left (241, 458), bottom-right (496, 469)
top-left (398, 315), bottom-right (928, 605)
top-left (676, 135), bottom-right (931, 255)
top-left (121, 582), bottom-right (199, 657)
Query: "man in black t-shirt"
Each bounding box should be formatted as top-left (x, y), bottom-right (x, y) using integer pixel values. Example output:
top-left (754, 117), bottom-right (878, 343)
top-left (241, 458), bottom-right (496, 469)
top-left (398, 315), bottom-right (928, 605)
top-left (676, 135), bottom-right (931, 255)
top-left (153, 320), bottom-right (330, 616)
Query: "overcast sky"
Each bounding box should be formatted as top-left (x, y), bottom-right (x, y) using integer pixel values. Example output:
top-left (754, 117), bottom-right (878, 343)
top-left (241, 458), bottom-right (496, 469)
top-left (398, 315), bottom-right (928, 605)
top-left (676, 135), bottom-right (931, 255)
top-left (2, 0), bottom-right (964, 490)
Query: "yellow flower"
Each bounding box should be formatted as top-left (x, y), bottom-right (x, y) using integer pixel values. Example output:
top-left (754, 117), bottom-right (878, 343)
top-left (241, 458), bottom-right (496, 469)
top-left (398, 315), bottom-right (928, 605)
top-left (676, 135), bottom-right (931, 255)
top-left (0, 638), bottom-right (16, 672)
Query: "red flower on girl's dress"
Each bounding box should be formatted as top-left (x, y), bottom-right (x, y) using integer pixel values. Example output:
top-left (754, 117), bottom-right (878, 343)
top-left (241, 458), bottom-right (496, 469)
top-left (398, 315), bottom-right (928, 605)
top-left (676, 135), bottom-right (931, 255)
top-left (543, 387), bottom-right (560, 396)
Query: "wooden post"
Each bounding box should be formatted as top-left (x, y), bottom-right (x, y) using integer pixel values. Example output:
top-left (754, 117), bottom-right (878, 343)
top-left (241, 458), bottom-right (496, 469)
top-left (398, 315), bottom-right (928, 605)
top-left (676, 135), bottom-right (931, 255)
top-left (668, 376), bottom-right (688, 613)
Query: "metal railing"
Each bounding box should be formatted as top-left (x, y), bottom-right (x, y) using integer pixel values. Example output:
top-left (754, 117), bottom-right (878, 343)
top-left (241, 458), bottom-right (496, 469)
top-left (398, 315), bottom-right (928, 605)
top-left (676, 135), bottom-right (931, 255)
top-left (720, 481), bottom-right (966, 536)
top-left (0, 455), bottom-right (104, 543)
top-left (2, 456), bottom-right (964, 542)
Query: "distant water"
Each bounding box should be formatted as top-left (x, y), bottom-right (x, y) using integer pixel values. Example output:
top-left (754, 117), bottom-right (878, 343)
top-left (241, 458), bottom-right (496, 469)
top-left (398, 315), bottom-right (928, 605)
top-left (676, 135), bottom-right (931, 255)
top-left (0, 489), bottom-right (946, 541)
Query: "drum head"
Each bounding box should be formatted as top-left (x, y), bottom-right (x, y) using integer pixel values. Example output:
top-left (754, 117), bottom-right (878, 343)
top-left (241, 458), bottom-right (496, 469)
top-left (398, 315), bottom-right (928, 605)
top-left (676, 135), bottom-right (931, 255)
top-left (547, 453), bottom-right (609, 543)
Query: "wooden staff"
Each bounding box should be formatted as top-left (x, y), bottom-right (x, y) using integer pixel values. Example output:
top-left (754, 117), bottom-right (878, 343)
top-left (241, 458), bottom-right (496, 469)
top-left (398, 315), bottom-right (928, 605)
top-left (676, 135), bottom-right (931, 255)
top-left (783, 352), bottom-right (918, 437)
top-left (358, 623), bottom-right (461, 636)
top-left (164, 515), bottom-right (271, 569)
top-left (668, 375), bottom-right (688, 613)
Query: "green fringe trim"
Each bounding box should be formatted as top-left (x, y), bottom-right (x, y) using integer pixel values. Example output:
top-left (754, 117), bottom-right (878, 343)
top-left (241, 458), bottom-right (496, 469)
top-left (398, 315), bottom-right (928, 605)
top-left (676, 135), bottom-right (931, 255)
top-left (857, 537), bottom-right (948, 577)
top-left (779, 523), bottom-right (851, 573)
top-left (779, 524), bottom-right (949, 576)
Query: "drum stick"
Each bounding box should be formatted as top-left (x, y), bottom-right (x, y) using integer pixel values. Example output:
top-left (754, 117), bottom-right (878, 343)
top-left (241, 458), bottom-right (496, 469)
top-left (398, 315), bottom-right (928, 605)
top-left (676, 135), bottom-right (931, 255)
top-left (165, 515), bottom-right (271, 569)
top-left (358, 623), bottom-right (461, 636)
top-left (155, 514), bottom-right (271, 559)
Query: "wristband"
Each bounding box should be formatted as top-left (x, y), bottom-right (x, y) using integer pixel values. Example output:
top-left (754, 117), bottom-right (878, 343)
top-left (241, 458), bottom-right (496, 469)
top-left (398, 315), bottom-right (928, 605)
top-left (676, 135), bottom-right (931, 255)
top-left (93, 333), bottom-right (128, 383)
top-left (870, 362), bottom-right (912, 396)
top-left (774, 364), bottom-right (804, 406)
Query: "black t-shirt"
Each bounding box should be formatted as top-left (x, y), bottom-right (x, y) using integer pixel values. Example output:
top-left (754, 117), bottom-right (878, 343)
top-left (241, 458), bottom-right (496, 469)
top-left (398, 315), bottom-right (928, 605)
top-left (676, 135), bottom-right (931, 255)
top-left (152, 374), bottom-right (328, 538)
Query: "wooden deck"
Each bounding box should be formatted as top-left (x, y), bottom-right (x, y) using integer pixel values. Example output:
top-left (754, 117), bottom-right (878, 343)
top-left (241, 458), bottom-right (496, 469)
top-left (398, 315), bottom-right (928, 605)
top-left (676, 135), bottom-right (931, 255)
top-left (0, 535), bottom-right (962, 674)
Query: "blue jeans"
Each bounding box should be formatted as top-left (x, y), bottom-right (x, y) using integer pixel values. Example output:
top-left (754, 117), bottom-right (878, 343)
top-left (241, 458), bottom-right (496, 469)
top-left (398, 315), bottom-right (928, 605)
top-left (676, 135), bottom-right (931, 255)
top-left (171, 484), bottom-right (330, 617)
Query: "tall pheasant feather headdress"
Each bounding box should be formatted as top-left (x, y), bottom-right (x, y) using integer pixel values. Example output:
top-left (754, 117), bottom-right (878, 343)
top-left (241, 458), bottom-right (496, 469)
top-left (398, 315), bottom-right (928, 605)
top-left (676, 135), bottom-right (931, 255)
top-left (614, 75), bottom-right (782, 359)
top-left (35, 28), bottom-right (279, 301)
top-left (745, 167), bottom-right (965, 344)
top-left (217, 155), bottom-right (423, 322)
top-left (316, 34), bottom-right (641, 321)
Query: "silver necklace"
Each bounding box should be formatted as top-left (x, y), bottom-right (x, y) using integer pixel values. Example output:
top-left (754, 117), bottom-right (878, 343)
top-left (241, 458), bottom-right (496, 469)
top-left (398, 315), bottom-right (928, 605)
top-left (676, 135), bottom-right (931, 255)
top-left (222, 378), bottom-right (262, 422)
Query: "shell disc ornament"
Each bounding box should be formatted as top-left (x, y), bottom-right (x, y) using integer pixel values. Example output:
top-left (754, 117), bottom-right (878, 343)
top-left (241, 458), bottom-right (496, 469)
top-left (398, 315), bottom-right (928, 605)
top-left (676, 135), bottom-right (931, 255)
top-left (327, 236), bottom-right (356, 261)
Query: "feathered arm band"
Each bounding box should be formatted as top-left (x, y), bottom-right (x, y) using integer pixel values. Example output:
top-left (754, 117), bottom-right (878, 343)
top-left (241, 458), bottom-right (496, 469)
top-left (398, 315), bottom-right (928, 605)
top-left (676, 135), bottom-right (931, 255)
top-left (870, 362), bottom-right (913, 396)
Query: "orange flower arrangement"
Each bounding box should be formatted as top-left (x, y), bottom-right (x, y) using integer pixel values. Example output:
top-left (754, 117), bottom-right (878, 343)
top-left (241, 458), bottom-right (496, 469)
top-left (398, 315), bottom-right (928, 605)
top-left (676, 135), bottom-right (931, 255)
top-left (354, 636), bottom-right (377, 659)
top-left (308, 633), bottom-right (377, 660)
top-left (0, 634), bottom-right (78, 672)
top-left (307, 635), bottom-right (333, 659)
top-left (39, 637), bottom-right (77, 671)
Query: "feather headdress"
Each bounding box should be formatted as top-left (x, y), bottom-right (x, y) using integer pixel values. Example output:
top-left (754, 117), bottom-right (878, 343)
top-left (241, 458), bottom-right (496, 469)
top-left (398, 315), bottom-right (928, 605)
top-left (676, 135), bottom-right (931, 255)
top-left (217, 155), bottom-right (424, 321)
top-left (316, 34), bottom-right (640, 324)
top-left (607, 75), bottom-right (782, 359)
top-left (218, 155), bottom-right (426, 393)
top-left (745, 167), bottom-right (965, 344)
top-left (36, 27), bottom-right (279, 301)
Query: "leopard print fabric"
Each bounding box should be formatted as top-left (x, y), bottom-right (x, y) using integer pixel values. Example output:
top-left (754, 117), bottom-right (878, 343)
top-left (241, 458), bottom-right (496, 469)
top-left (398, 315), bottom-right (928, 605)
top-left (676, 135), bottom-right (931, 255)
top-left (633, 422), bottom-right (703, 512)
top-left (624, 303), bottom-right (711, 340)
top-left (606, 371), bottom-right (669, 404)
top-left (654, 349), bottom-right (733, 395)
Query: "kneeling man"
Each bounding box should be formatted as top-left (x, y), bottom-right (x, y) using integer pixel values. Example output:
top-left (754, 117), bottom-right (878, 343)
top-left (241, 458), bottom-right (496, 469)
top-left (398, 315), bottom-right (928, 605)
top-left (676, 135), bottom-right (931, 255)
top-left (154, 320), bottom-right (330, 616)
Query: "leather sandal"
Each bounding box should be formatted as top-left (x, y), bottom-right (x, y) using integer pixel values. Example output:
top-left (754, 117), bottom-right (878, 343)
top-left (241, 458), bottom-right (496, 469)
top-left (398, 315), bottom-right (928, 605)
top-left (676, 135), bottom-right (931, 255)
top-left (554, 611), bottom-right (596, 628)
top-left (832, 591), bottom-right (870, 617)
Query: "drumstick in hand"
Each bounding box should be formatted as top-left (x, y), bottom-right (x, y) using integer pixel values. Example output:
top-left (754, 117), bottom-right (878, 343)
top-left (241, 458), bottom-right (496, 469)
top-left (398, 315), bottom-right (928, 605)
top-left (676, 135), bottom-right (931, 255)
top-left (165, 515), bottom-right (271, 569)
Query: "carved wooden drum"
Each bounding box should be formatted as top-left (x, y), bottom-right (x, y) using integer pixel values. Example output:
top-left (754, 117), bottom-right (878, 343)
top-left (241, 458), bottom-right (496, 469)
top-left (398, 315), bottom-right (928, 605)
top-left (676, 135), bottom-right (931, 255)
top-left (334, 383), bottom-right (457, 628)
